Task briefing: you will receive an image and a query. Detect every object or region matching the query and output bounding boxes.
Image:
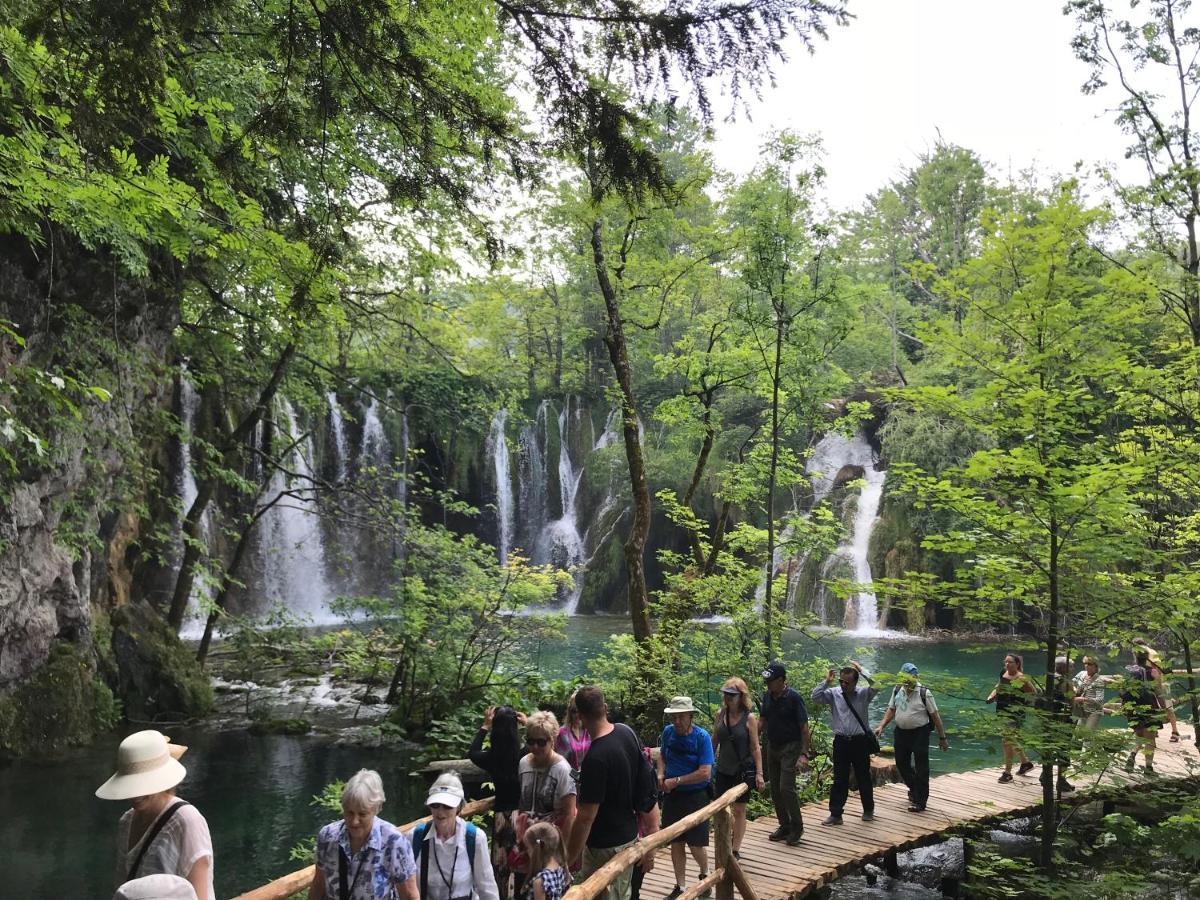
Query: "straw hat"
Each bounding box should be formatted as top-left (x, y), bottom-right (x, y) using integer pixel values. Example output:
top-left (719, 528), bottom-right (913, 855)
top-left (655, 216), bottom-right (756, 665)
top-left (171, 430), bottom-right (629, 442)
top-left (96, 730), bottom-right (188, 800)
top-left (113, 874), bottom-right (198, 900)
top-left (663, 696), bottom-right (698, 715)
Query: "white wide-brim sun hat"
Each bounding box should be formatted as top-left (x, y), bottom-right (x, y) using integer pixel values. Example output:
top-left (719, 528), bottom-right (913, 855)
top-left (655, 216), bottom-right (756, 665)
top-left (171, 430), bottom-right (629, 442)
top-left (664, 696), bottom-right (698, 715)
top-left (96, 730), bottom-right (188, 800)
top-left (113, 874), bottom-right (198, 900)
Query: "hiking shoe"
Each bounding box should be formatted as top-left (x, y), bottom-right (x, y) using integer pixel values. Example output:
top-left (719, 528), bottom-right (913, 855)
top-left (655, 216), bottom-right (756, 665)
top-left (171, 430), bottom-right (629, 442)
top-left (1017, 761), bottom-right (1035, 776)
top-left (1125, 753), bottom-right (1137, 772)
top-left (861, 811), bottom-right (875, 822)
top-left (820, 814), bottom-right (844, 826)
top-left (664, 887), bottom-right (684, 900)
top-left (786, 830), bottom-right (804, 846)
top-left (908, 803), bottom-right (926, 812)
top-left (998, 771), bottom-right (1014, 783)
top-left (1144, 763), bottom-right (1157, 776)
top-left (732, 851), bottom-right (741, 860)
top-left (1170, 732), bottom-right (1180, 742)
top-left (768, 826), bottom-right (790, 842)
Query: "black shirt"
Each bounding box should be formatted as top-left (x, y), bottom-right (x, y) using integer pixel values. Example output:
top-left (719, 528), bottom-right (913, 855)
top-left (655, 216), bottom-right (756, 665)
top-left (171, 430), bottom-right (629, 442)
top-left (577, 723), bottom-right (641, 849)
top-left (760, 686), bottom-right (809, 747)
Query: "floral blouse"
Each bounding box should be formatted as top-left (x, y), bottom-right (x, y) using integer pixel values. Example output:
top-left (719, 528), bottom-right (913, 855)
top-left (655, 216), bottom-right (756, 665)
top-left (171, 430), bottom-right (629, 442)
top-left (314, 817), bottom-right (416, 900)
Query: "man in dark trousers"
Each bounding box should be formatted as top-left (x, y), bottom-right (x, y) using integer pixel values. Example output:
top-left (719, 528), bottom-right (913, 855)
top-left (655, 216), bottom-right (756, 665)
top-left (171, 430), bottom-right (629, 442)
top-left (759, 661), bottom-right (811, 846)
top-left (811, 660), bottom-right (880, 825)
top-left (566, 686), bottom-right (659, 900)
top-left (873, 662), bottom-right (950, 812)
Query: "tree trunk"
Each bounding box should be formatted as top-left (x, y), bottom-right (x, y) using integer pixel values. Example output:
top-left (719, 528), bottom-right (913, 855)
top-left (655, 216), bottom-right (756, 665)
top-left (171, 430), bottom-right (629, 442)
top-left (167, 343), bottom-right (297, 630)
top-left (763, 312), bottom-right (784, 657)
top-left (1039, 512), bottom-right (1060, 871)
top-left (683, 402), bottom-right (716, 569)
top-left (590, 218), bottom-right (652, 644)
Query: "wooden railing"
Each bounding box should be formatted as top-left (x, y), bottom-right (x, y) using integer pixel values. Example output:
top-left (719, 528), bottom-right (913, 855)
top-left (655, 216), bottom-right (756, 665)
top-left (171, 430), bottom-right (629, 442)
top-left (233, 796), bottom-right (496, 900)
top-left (563, 784), bottom-right (757, 900)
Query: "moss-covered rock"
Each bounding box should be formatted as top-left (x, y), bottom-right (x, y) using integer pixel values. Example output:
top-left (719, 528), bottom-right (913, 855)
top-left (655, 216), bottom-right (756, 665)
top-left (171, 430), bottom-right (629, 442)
top-left (248, 717), bottom-right (312, 735)
top-left (111, 602), bottom-right (213, 721)
top-left (0, 641), bottom-right (121, 756)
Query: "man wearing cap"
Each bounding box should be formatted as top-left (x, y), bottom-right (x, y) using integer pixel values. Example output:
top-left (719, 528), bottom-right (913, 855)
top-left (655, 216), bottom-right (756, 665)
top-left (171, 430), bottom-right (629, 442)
top-left (657, 697), bottom-right (715, 900)
top-left (811, 660), bottom-right (879, 825)
top-left (759, 661), bottom-right (810, 846)
top-left (873, 663), bottom-right (949, 812)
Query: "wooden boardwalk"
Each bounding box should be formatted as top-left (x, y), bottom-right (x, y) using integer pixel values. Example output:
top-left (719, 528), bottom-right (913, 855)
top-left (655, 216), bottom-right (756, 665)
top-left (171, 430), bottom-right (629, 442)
top-left (636, 722), bottom-right (1198, 900)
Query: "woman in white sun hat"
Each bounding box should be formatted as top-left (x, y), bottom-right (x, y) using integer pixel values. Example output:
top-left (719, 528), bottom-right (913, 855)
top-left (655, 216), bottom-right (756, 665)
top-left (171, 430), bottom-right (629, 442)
top-left (113, 874), bottom-right (198, 900)
top-left (96, 730), bottom-right (213, 900)
top-left (407, 772), bottom-right (499, 900)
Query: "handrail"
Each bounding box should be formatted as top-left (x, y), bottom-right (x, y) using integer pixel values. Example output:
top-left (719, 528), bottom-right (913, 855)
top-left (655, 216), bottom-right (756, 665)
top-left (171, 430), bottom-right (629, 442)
top-left (562, 784), bottom-right (756, 900)
top-left (233, 796), bottom-right (496, 900)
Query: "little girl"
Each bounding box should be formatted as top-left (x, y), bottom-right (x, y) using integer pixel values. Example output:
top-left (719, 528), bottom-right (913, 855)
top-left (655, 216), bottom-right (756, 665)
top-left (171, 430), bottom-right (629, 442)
top-left (523, 821), bottom-right (569, 900)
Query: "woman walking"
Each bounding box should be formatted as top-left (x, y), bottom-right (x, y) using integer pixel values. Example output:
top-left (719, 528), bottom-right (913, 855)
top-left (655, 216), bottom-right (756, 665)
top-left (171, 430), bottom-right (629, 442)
top-left (710, 677), bottom-right (764, 857)
top-left (96, 730), bottom-right (214, 900)
top-left (409, 773), bottom-right (500, 900)
top-left (1120, 656), bottom-right (1166, 774)
top-left (469, 707), bottom-right (523, 900)
top-left (512, 711), bottom-right (577, 892)
top-left (307, 769), bottom-right (417, 900)
top-left (986, 653), bottom-right (1036, 783)
top-left (554, 694), bottom-right (591, 774)
top-left (1071, 656), bottom-right (1108, 733)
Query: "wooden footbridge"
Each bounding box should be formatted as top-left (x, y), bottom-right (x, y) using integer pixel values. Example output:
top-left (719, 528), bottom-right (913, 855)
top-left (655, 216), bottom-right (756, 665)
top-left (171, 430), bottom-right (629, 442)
top-left (238, 722), bottom-right (1197, 900)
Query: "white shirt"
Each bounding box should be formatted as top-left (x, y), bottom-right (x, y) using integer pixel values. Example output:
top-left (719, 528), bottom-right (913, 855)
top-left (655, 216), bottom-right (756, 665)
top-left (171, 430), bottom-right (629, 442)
top-left (412, 819), bottom-right (499, 900)
top-left (116, 802), bottom-right (214, 900)
top-left (887, 684), bottom-right (939, 730)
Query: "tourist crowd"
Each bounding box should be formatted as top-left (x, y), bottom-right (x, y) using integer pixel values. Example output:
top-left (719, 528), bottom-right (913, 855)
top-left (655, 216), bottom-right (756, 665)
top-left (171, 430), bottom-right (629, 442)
top-left (97, 648), bottom-right (1179, 900)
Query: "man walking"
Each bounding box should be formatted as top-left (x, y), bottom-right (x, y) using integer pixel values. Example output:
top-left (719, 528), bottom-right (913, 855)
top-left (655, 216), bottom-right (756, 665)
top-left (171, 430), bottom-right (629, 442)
top-left (567, 686), bottom-right (659, 900)
top-left (811, 660), bottom-right (879, 825)
top-left (759, 661), bottom-right (810, 846)
top-left (873, 662), bottom-right (949, 812)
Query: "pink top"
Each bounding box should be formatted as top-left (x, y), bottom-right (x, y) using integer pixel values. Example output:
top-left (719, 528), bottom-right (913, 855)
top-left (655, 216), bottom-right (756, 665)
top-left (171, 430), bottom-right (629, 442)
top-left (554, 724), bottom-right (591, 770)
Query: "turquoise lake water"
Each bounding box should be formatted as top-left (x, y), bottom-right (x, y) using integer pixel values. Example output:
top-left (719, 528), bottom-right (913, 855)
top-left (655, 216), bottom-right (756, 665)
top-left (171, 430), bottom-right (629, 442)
top-left (0, 618), bottom-right (1112, 898)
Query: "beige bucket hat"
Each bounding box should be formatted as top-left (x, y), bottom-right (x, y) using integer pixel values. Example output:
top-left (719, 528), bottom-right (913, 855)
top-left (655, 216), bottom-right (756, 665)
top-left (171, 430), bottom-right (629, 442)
top-left (663, 696), bottom-right (698, 715)
top-left (96, 730), bottom-right (188, 800)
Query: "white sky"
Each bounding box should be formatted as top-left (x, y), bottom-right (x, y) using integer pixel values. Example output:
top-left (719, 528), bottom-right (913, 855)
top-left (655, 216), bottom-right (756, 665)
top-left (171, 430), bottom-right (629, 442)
top-left (707, 0), bottom-right (1139, 211)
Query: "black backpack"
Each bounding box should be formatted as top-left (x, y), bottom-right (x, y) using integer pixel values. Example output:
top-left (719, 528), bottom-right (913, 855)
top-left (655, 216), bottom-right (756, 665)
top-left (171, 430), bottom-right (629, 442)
top-left (616, 723), bottom-right (658, 814)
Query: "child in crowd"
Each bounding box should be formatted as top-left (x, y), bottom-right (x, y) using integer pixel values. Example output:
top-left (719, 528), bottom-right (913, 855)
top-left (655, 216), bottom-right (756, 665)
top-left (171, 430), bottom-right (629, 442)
top-left (523, 821), bottom-right (568, 900)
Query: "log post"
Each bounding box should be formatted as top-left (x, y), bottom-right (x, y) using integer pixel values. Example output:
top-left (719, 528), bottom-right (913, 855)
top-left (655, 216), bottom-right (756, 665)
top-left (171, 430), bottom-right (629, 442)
top-left (883, 848), bottom-right (899, 877)
top-left (714, 806), bottom-right (733, 900)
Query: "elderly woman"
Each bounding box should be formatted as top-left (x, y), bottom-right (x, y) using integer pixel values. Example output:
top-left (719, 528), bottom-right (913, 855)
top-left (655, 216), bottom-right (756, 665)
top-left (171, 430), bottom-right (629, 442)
top-left (96, 730), bottom-right (214, 900)
top-left (657, 696), bottom-right (715, 900)
top-left (308, 769), bottom-right (417, 900)
top-left (512, 711), bottom-right (577, 886)
top-left (409, 773), bottom-right (500, 900)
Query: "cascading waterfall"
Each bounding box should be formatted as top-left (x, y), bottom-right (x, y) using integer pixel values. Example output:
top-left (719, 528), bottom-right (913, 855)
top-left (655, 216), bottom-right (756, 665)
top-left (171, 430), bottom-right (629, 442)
top-left (177, 378), bottom-right (214, 628)
top-left (537, 400), bottom-right (587, 612)
top-left (260, 399), bottom-right (334, 621)
top-left (846, 457), bottom-right (887, 634)
top-left (326, 391), bottom-right (349, 482)
top-left (486, 409), bottom-right (514, 564)
top-left (361, 398), bottom-right (388, 469)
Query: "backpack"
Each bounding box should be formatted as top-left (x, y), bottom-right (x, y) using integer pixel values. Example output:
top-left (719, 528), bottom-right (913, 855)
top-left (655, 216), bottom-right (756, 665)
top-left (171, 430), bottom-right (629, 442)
top-left (412, 820), bottom-right (477, 897)
top-left (616, 723), bottom-right (659, 814)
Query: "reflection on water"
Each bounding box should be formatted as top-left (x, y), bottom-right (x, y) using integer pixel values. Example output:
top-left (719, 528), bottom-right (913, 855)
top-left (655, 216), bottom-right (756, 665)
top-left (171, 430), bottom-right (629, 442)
top-left (1, 617), bottom-right (1083, 897)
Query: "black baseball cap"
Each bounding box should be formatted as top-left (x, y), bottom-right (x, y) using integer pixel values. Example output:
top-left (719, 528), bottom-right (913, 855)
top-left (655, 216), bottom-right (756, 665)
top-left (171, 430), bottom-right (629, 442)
top-left (762, 661), bottom-right (786, 681)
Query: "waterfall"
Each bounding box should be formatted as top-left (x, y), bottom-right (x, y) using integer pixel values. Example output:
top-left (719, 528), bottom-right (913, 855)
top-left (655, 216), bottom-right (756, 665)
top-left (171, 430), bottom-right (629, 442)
top-left (486, 410), bottom-right (514, 564)
top-left (327, 391), bottom-right (349, 482)
top-left (846, 454), bottom-right (887, 634)
top-left (260, 399), bottom-right (334, 621)
top-left (177, 378), bottom-right (214, 629)
top-left (361, 398), bottom-right (388, 468)
top-left (398, 408), bottom-right (409, 509)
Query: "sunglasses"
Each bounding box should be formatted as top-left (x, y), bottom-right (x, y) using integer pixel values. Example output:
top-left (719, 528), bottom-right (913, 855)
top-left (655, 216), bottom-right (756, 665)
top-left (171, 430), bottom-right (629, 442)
top-left (429, 803), bottom-right (453, 811)
top-left (528, 737), bottom-right (550, 747)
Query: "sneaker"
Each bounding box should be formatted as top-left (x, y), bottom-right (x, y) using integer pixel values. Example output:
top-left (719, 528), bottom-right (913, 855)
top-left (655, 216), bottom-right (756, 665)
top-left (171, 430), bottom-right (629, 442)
top-left (1144, 763), bottom-right (1157, 776)
top-left (1170, 732), bottom-right (1180, 742)
top-left (998, 771), bottom-right (1014, 783)
top-left (786, 830), bottom-right (804, 846)
top-left (768, 826), bottom-right (790, 842)
top-left (664, 887), bottom-right (684, 900)
top-left (1125, 753), bottom-right (1137, 772)
top-left (698, 876), bottom-right (712, 899)
top-left (1017, 761), bottom-right (1035, 776)
top-left (861, 811), bottom-right (875, 822)
top-left (820, 814), bottom-right (844, 826)
top-left (908, 803), bottom-right (926, 812)
top-left (732, 851), bottom-right (741, 860)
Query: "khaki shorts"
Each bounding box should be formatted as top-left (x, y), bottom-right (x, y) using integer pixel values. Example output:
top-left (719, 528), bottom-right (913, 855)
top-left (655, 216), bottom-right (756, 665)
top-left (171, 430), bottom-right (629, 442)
top-left (581, 839), bottom-right (637, 900)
